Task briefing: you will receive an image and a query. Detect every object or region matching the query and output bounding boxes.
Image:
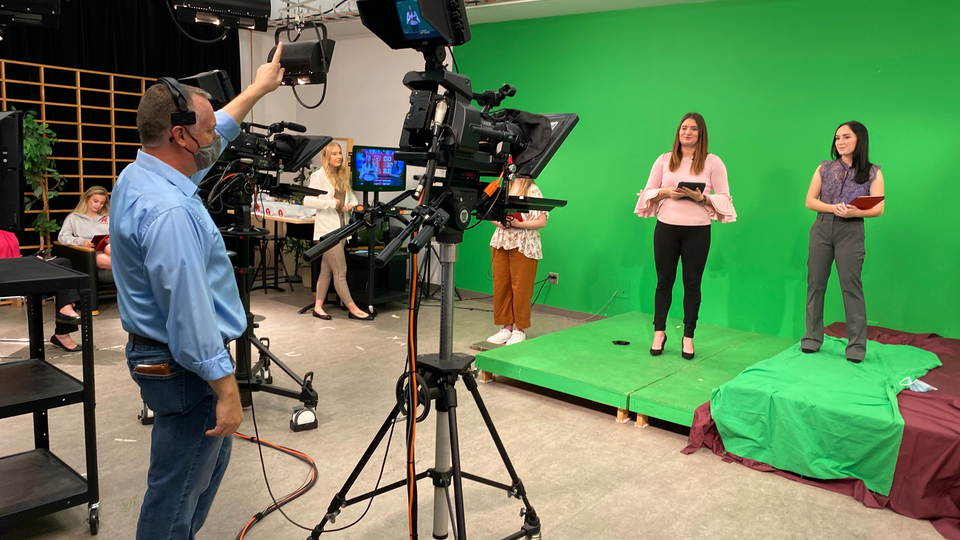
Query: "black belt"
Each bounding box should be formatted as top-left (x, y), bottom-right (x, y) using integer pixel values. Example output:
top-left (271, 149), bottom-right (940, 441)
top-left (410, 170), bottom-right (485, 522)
top-left (128, 333), bottom-right (167, 348)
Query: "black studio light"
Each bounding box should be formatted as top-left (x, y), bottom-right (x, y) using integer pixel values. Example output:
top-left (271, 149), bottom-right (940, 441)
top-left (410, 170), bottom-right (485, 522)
top-left (173, 0), bottom-right (271, 32)
top-left (267, 39), bottom-right (336, 86)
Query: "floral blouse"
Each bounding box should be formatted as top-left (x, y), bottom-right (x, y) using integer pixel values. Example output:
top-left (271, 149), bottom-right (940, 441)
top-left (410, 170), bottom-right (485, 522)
top-left (490, 184), bottom-right (547, 260)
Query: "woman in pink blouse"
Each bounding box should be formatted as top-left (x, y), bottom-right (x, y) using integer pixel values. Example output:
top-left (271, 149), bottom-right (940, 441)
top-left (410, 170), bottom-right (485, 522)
top-left (487, 175), bottom-right (548, 346)
top-left (635, 113), bottom-right (736, 359)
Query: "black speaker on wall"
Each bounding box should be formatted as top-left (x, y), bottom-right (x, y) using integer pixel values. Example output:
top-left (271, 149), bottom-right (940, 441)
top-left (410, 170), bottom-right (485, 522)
top-left (0, 111), bottom-right (26, 233)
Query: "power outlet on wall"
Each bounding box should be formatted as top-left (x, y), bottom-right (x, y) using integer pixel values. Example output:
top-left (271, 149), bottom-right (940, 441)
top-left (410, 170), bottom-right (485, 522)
top-left (547, 272), bottom-right (559, 285)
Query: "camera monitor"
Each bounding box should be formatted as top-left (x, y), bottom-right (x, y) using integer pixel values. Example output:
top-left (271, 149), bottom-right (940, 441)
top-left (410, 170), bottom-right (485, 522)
top-left (0, 110), bottom-right (25, 232)
top-left (359, 0), bottom-right (470, 50)
top-left (351, 146), bottom-right (407, 192)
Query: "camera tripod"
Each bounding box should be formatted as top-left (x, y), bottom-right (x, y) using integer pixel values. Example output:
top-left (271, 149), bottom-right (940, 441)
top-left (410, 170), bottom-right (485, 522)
top-left (308, 233), bottom-right (540, 540)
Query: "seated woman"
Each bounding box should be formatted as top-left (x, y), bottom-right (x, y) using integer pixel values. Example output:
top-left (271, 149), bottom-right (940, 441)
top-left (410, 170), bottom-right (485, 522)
top-left (58, 186), bottom-right (112, 270)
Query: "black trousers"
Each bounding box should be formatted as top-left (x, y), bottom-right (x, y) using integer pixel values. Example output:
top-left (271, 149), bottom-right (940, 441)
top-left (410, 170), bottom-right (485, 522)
top-left (653, 221), bottom-right (711, 337)
top-left (46, 257), bottom-right (80, 335)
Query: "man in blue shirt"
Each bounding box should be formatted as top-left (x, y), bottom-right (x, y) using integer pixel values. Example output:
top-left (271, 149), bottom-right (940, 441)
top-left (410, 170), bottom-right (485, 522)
top-left (109, 44), bottom-right (285, 540)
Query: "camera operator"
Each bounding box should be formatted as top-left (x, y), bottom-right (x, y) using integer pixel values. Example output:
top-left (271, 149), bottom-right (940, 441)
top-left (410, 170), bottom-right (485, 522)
top-left (108, 44), bottom-right (285, 540)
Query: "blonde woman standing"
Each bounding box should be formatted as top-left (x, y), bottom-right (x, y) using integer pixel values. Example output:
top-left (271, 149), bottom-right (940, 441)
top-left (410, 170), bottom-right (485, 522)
top-left (59, 185), bottom-right (112, 269)
top-left (303, 143), bottom-right (373, 320)
top-left (487, 175), bottom-right (548, 346)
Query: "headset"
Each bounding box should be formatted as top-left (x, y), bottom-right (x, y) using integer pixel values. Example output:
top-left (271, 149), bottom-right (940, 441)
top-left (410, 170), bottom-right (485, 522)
top-left (156, 77), bottom-right (197, 127)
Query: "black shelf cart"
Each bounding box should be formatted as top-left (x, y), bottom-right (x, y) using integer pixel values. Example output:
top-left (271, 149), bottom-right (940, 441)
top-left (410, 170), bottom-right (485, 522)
top-left (0, 257), bottom-right (100, 534)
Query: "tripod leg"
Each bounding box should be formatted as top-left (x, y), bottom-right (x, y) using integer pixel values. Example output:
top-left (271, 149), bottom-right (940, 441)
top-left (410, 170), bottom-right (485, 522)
top-left (432, 411), bottom-right (451, 539)
top-left (445, 389), bottom-right (468, 540)
top-left (462, 374), bottom-right (540, 536)
top-left (311, 405), bottom-right (402, 537)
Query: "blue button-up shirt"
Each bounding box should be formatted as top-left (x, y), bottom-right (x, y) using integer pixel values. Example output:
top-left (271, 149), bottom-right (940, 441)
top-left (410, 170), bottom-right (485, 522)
top-left (110, 110), bottom-right (244, 381)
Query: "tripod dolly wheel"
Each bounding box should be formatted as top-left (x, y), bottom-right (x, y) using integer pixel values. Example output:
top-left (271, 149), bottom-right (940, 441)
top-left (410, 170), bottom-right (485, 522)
top-left (290, 405), bottom-right (319, 432)
top-left (139, 402), bottom-right (155, 425)
top-left (366, 305), bottom-right (378, 317)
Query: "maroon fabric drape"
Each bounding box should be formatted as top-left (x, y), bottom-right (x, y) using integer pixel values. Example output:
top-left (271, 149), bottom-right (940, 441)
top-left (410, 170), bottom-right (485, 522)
top-left (683, 324), bottom-right (960, 540)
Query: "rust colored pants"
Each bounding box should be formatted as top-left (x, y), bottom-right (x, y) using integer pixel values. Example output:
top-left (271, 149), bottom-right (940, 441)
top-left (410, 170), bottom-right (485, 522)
top-left (492, 248), bottom-right (539, 330)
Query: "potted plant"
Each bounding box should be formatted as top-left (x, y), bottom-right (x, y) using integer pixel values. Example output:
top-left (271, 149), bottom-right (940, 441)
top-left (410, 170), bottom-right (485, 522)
top-left (281, 237), bottom-right (313, 287)
top-left (21, 109), bottom-right (63, 254)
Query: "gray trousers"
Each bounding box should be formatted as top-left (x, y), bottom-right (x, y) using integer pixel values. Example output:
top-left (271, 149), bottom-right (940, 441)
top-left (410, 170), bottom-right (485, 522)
top-left (802, 213), bottom-right (867, 361)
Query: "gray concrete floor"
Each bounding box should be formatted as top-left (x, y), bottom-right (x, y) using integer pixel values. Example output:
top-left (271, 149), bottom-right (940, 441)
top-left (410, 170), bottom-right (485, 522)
top-left (0, 288), bottom-right (944, 540)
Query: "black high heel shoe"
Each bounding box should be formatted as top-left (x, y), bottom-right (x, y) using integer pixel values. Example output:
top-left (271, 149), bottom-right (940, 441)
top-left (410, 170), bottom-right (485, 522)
top-left (682, 338), bottom-right (695, 360)
top-left (649, 334), bottom-right (667, 356)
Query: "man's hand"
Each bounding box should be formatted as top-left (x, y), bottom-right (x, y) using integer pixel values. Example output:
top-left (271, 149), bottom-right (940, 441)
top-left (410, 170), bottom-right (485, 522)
top-left (83, 239), bottom-right (95, 248)
top-left (252, 41), bottom-right (285, 97)
top-left (206, 374), bottom-right (243, 437)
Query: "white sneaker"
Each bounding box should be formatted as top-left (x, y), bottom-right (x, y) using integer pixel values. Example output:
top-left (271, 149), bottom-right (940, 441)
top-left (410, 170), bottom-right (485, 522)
top-left (505, 330), bottom-right (526, 345)
top-left (487, 328), bottom-right (513, 345)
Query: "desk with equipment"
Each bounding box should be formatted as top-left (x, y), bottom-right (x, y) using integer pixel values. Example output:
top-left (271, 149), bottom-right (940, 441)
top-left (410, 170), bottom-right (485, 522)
top-left (250, 210), bottom-right (315, 292)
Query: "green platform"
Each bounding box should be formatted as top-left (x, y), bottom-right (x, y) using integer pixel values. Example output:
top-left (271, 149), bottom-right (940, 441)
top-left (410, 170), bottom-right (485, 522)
top-left (474, 312), bottom-right (796, 426)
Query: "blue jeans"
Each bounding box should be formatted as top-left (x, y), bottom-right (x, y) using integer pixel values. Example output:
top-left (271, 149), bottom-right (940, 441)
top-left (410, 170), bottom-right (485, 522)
top-left (127, 343), bottom-right (232, 540)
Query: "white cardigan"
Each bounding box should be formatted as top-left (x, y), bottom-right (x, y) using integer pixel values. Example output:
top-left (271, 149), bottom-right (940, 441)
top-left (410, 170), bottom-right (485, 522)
top-left (302, 168), bottom-right (358, 240)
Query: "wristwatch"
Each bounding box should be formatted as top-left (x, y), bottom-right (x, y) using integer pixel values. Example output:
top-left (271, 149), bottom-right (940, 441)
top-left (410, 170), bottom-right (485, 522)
top-left (698, 194), bottom-right (709, 204)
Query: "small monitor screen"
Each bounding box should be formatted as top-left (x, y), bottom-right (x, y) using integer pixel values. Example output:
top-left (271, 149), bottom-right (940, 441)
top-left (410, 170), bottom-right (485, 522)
top-left (352, 146), bottom-right (406, 192)
top-left (396, 0), bottom-right (442, 41)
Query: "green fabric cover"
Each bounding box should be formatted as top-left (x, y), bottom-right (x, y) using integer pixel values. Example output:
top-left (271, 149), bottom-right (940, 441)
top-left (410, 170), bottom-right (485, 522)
top-left (711, 336), bottom-right (941, 495)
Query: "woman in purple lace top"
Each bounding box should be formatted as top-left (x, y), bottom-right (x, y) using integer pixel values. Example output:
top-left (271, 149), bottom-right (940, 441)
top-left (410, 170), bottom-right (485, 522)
top-left (801, 121), bottom-right (885, 363)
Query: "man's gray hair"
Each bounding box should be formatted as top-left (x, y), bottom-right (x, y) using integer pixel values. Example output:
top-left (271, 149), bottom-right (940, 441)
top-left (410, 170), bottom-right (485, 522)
top-left (136, 83), bottom-right (212, 147)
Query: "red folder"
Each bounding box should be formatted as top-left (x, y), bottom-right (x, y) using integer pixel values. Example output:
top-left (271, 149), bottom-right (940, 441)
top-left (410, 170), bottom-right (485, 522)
top-left (849, 196), bottom-right (884, 210)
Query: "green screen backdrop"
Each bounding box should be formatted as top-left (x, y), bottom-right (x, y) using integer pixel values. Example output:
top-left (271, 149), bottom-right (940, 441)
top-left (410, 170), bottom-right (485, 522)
top-left (451, 0), bottom-right (960, 339)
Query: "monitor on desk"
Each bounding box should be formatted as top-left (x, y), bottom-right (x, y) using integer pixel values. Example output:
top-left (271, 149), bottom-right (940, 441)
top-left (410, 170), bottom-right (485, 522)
top-left (351, 146), bottom-right (406, 192)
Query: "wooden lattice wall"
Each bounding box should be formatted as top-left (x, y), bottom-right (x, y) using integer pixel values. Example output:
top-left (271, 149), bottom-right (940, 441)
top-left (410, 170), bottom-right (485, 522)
top-left (0, 60), bottom-right (151, 251)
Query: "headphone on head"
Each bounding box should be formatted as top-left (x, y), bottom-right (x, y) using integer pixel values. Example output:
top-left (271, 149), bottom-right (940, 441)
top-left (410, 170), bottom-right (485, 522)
top-left (156, 77), bottom-right (196, 127)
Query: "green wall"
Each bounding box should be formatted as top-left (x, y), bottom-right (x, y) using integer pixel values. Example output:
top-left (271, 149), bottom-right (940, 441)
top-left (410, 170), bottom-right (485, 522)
top-left (453, 0), bottom-right (960, 339)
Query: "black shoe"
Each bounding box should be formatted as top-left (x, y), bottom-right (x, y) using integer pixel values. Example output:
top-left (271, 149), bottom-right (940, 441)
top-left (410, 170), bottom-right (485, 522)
top-left (649, 335), bottom-right (667, 356)
top-left (349, 312), bottom-right (374, 321)
top-left (847, 357), bottom-right (863, 364)
top-left (801, 346), bottom-right (819, 354)
top-left (312, 310), bottom-right (332, 320)
top-left (50, 334), bottom-right (81, 352)
top-left (56, 312), bottom-right (81, 325)
top-left (681, 338), bottom-right (695, 360)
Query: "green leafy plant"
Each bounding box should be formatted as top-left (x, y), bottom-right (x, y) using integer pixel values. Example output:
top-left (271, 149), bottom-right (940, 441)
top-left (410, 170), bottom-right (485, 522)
top-left (21, 109), bottom-right (63, 250)
top-left (281, 237), bottom-right (313, 269)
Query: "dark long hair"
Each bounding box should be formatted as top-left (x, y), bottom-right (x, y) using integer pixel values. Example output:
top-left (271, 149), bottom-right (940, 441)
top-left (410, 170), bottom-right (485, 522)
top-left (831, 121), bottom-right (872, 184)
top-left (669, 112), bottom-right (708, 176)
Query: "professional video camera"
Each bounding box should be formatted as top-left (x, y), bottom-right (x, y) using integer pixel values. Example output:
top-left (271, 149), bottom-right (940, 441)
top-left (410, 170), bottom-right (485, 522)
top-left (305, 2), bottom-right (578, 540)
top-left (182, 69), bottom-right (332, 203)
top-left (204, 119), bottom-right (331, 203)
